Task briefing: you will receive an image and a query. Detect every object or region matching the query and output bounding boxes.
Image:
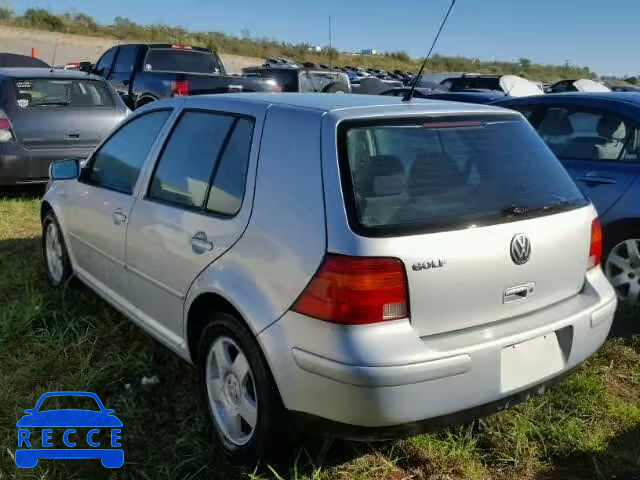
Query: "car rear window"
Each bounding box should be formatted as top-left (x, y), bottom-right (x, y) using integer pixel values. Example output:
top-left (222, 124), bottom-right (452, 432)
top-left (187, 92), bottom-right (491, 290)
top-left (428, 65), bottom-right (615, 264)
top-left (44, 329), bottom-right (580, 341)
top-left (338, 114), bottom-right (588, 236)
top-left (144, 48), bottom-right (222, 74)
top-left (14, 78), bottom-right (114, 108)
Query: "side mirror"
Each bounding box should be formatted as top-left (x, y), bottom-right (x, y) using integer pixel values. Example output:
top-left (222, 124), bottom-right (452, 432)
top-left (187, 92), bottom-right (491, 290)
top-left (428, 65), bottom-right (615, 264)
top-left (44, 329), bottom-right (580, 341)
top-left (79, 61), bottom-right (93, 73)
top-left (50, 159), bottom-right (80, 181)
top-left (24, 409), bottom-right (34, 415)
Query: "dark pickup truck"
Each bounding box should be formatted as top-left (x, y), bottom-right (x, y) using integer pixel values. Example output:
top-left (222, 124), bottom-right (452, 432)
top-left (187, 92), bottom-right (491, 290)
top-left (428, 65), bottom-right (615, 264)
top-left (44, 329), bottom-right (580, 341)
top-left (85, 44), bottom-right (277, 109)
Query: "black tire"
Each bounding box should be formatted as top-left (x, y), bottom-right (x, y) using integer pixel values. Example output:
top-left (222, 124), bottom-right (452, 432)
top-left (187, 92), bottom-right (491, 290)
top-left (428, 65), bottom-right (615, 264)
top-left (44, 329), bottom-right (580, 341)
top-left (197, 312), bottom-right (289, 465)
top-left (42, 211), bottom-right (73, 287)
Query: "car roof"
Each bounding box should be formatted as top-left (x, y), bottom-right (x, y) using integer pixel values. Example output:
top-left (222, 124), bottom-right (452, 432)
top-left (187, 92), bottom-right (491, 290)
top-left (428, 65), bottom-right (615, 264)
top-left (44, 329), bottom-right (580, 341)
top-left (192, 93), bottom-right (505, 116)
top-left (116, 43), bottom-right (210, 52)
top-left (431, 91), bottom-right (506, 99)
top-left (0, 67), bottom-right (104, 81)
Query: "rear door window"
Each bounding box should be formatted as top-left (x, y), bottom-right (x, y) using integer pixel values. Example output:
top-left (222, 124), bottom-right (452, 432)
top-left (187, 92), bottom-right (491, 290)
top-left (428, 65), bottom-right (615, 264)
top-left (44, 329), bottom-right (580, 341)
top-left (148, 111), bottom-right (235, 208)
top-left (14, 79), bottom-right (114, 108)
top-left (206, 117), bottom-right (254, 215)
top-left (339, 115), bottom-right (587, 236)
top-left (536, 107), bottom-right (638, 162)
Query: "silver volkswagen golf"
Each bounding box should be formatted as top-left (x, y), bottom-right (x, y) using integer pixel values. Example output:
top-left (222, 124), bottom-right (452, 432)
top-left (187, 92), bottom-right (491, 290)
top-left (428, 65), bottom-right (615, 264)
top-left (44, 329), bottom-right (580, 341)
top-left (41, 93), bottom-right (617, 463)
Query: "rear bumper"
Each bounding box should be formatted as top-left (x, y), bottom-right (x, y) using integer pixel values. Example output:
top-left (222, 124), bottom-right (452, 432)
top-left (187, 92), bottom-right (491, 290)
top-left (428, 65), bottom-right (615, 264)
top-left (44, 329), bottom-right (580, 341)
top-left (258, 268), bottom-right (616, 429)
top-left (0, 143), bottom-right (91, 186)
top-left (291, 366), bottom-right (576, 440)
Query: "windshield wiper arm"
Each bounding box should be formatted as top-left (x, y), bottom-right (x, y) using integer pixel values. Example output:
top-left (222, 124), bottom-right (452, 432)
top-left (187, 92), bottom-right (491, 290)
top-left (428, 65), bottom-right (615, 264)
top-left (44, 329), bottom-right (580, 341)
top-left (501, 200), bottom-right (574, 218)
top-left (29, 101), bottom-right (71, 106)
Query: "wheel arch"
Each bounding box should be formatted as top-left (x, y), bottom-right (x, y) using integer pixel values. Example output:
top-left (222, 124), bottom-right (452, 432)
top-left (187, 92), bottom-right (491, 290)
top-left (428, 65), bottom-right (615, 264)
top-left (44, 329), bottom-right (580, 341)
top-left (186, 292), bottom-right (247, 363)
top-left (40, 200), bottom-right (53, 222)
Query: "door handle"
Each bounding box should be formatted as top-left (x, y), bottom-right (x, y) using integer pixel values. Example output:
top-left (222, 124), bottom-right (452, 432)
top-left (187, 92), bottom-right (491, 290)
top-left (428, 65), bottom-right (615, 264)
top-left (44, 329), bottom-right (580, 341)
top-left (112, 210), bottom-right (127, 225)
top-left (191, 231), bottom-right (213, 252)
top-left (576, 175), bottom-right (617, 185)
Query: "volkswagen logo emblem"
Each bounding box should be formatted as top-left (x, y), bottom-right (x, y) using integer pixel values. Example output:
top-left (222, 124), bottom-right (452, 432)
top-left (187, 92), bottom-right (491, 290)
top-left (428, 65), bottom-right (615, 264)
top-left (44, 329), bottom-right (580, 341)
top-left (510, 234), bottom-right (531, 265)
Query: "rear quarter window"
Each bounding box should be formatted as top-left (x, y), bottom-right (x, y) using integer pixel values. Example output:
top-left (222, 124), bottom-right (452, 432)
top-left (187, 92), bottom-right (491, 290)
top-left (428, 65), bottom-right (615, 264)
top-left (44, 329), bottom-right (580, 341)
top-left (338, 115), bottom-right (587, 236)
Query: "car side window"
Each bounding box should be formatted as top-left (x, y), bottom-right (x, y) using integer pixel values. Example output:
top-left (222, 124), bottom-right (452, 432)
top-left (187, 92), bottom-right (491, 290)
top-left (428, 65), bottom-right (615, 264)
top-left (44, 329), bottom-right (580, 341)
top-left (535, 106), bottom-right (638, 162)
top-left (95, 48), bottom-right (116, 77)
top-left (86, 110), bottom-right (171, 194)
top-left (207, 117), bottom-right (254, 215)
top-left (148, 111), bottom-right (235, 208)
top-left (113, 46), bottom-right (138, 74)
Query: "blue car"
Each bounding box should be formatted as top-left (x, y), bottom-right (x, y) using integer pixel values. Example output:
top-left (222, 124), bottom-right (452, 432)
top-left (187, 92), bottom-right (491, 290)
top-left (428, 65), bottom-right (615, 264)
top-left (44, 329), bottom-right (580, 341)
top-left (495, 93), bottom-right (640, 304)
top-left (15, 391), bottom-right (123, 468)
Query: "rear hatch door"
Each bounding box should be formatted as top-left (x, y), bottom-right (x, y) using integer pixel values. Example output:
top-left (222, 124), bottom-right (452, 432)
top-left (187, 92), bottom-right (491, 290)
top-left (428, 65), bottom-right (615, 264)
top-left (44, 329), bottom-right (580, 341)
top-left (337, 112), bottom-right (593, 337)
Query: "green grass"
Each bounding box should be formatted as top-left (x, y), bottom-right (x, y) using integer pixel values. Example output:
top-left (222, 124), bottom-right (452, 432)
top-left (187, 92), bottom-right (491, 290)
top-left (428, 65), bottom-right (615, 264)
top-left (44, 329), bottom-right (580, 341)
top-left (0, 192), bottom-right (639, 480)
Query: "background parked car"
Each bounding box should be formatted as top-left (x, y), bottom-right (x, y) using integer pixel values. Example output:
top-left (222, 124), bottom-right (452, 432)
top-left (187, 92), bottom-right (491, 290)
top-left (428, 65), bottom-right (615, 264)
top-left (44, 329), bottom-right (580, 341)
top-left (495, 92), bottom-right (640, 304)
top-left (0, 53), bottom-right (50, 68)
top-left (442, 74), bottom-right (543, 96)
top-left (241, 65), bottom-right (350, 93)
top-left (85, 43), bottom-right (278, 109)
top-left (0, 67), bottom-right (129, 186)
top-left (546, 79), bottom-right (611, 93)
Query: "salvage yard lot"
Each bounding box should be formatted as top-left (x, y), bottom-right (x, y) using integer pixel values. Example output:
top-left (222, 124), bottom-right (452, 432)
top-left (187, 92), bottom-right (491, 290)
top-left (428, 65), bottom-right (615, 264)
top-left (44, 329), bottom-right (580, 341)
top-left (1, 192), bottom-right (639, 480)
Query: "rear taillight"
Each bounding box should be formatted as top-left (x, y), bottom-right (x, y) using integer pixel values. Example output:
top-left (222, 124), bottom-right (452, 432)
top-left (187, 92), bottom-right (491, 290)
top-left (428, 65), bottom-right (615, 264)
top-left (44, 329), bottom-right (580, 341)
top-left (0, 114), bottom-right (14, 143)
top-left (292, 254), bottom-right (408, 325)
top-left (171, 80), bottom-right (189, 96)
top-left (588, 218), bottom-right (603, 270)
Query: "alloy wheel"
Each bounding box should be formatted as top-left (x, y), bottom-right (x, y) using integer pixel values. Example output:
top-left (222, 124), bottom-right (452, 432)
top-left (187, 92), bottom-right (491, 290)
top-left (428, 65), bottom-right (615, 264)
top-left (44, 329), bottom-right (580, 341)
top-left (45, 222), bottom-right (64, 284)
top-left (205, 335), bottom-right (258, 446)
top-left (604, 238), bottom-right (640, 304)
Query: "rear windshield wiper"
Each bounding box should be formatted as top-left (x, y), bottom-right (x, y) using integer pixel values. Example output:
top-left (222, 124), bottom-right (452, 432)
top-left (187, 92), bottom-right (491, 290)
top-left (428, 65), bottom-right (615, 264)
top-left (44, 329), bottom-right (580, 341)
top-left (501, 200), bottom-right (574, 218)
top-left (526, 200), bottom-right (575, 214)
top-left (29, 101), bottom-right (71, 107)
top-left (501, 205), bottom-right (528, 217)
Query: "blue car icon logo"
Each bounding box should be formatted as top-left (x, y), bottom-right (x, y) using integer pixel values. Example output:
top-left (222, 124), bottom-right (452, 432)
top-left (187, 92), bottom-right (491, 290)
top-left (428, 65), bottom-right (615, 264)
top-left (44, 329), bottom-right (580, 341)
top-left (16, 391), bottom-right (123, 468)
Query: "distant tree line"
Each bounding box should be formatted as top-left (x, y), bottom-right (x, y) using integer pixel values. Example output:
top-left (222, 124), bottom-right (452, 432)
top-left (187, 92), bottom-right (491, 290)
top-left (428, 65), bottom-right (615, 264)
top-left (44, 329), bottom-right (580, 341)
top-left (0, 6), bottom-right (626, 82)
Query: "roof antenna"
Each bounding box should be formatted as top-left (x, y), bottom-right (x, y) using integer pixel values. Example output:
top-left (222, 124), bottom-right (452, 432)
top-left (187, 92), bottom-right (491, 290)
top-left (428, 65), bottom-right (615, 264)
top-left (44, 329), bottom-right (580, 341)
top-left (50, 40), bottom-right (58, 72)
top-left (403, 0), bottom-right (457, 102)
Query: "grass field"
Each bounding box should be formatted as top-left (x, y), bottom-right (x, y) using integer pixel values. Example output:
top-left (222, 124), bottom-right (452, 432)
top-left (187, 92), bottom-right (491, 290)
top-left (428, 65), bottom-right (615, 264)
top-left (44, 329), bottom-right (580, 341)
top-left (0, 191), bottom-right (639, 480)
